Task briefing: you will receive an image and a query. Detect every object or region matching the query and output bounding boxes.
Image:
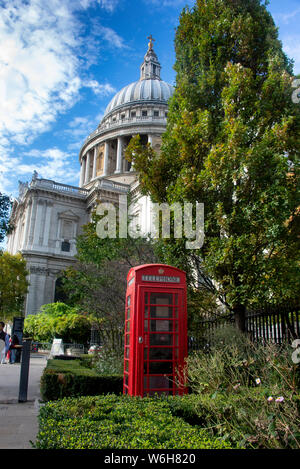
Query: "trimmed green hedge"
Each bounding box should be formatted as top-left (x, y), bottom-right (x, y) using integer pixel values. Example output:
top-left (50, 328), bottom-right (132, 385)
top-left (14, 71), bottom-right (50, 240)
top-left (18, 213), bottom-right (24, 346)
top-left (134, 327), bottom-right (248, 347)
top-left (34, 394), bottom-right (233, 449)
top-left (40, 358), bottom-right (123, 401)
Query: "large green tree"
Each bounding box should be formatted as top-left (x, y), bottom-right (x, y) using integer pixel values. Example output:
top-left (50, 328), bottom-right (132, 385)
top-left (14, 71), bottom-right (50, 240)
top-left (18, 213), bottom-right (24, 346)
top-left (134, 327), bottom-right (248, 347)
top-left (126, 0), bottom-right (300, 331)
top-left (0, 252), bottom-right (29, 320)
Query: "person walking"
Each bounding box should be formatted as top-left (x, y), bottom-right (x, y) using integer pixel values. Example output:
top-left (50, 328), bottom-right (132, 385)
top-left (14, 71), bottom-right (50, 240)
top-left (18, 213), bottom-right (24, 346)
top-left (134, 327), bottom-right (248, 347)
top-left (9, 333), bottom-right (21, 363)
top-left (0, 321), bottom-right (10, 364)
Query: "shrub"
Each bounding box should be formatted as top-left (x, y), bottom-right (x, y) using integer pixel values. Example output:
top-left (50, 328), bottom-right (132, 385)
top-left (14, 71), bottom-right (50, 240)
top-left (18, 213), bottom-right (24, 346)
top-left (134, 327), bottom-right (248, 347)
top-left (93, 348), bottom-right (123, 375)
top-left (168, 392), bottom-right (300, 449)
top-left (34, 395), bottom-right (233, 449)
top-left (40, 358), bottom-right (122, 401)
top-left (184, 326), bottom-right (300, 449)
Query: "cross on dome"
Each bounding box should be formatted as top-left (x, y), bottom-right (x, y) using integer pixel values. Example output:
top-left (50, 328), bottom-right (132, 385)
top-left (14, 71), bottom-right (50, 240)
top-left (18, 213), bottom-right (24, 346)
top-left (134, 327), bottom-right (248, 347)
top-left (147, 34), bottom-right (155, 50)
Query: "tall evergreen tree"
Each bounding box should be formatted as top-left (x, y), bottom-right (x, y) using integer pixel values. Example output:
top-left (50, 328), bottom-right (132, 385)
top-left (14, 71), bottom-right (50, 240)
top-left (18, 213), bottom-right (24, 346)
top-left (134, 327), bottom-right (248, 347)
top-left (126, 0), bottom-right (300, 331)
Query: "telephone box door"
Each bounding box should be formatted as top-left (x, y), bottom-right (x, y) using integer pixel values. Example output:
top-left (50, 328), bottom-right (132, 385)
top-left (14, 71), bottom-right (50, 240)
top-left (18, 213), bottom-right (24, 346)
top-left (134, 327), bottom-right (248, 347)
top-left (137, 286), bottom-right (187, 396)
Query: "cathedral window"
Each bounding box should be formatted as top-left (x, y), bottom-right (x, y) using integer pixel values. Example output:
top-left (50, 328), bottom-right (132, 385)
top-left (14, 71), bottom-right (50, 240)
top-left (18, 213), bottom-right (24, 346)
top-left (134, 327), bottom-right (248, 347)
top-left (142, 110), bottom-right (147, 117)
top-left (154, 110), bottom-right (159, 117)
top-left (131, 111), bottom-right (136, 118)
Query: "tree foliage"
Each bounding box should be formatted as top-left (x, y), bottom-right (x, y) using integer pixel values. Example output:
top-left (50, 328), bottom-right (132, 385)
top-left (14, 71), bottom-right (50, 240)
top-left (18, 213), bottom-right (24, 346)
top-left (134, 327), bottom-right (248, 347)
top-left (24, 302), bottom-right (91, 344)
top-left (0, 251), bottom-right (29, 320)
top-left (61, 211), bottom-right (159, 353)
top-left (126, 0), bottom-right (300, 331)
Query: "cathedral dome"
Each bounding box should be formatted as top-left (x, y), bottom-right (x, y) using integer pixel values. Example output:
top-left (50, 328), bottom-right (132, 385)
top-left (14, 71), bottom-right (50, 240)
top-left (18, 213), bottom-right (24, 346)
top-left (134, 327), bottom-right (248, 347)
top-left (79, 36), bottom-right (173, 180)
top-left (103, 79), bottom-right (174, 117)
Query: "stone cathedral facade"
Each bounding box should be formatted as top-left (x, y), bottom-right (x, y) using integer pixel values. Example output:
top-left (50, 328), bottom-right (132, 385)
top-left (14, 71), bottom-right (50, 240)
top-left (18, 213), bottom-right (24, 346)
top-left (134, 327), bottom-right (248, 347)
top-left (7, 39), bottom-right (174, 316)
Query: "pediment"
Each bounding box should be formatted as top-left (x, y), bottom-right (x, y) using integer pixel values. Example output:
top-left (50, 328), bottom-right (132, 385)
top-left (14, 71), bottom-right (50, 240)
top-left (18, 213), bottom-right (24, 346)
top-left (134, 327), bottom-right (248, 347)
top-left (58, 209), bottom-right (80, 220)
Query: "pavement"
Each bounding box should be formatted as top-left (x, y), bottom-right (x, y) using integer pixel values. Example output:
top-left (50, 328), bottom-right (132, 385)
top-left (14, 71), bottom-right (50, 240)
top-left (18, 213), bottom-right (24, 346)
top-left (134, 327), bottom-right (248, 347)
top-left (0, 354), bottom-right (47, 449)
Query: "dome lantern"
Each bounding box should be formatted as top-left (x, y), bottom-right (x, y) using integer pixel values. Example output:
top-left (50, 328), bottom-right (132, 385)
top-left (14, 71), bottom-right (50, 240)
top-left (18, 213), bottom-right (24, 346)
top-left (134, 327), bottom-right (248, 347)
top-left (140, 35), bottom-right (161, 81)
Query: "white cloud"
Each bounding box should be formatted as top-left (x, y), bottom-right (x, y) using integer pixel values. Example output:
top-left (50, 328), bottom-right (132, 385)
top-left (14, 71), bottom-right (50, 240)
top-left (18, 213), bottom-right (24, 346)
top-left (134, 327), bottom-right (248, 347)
top-left (0, 0), bottom-right (125, 195)
top-left (274, 8), bottom-right (300, 25)
top-left (282, 36), bottom-right (300, 75)
top-left (143, 0), bottom-right (193, 7)
top-left (96, 0), bottom-right (120, 11)
top-left (0, 0), bottom-right (124, 147)
top-left (0, 0), bottom-right (82, 147)
top-left (18, 148), bottom-right (80, 185)
top-left (83, 80), bottom-right (116, 96)
top-left (0, 145), bottom-right (80, 195)
top-left (97, 25), bottom-right (128, 48)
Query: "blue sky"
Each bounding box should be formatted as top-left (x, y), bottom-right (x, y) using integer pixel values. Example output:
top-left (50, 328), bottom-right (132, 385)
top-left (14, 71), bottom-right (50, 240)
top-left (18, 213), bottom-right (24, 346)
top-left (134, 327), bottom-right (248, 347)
top-left (0, 0), bottom-right (299, 198)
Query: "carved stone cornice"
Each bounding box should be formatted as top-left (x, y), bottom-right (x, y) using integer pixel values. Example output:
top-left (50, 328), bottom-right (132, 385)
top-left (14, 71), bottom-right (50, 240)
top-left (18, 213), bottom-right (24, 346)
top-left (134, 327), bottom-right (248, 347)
top-left (29, 266), bottom-right (62, 276)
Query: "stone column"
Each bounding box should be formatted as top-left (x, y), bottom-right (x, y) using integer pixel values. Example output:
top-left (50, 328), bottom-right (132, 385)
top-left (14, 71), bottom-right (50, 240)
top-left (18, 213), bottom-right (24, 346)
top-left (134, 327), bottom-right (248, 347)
top-left (84, 151), bottom-right (91, 184)
top-left (79, 159), bottom-right (84, 187)
top-left (28, 196), bottom-right (37, 248)
top-left (115, 137), bottom-right (123, 174)
top-left (92, 146), bottom-right (97, 179)
top-left (103, 141), bottom-right (109, 177)
top-left (33, 200), bottom-right (44, 247)
top-left (22, 200), bottom-right (32, 250)
top-left (13, 213), bottom-right (21, 253)
top-left (55, 218), bottom-right (62, 251)
top-left (148, 134), bottom-right (153, 146)
top-left (43, 201), bottom-right (53, 247)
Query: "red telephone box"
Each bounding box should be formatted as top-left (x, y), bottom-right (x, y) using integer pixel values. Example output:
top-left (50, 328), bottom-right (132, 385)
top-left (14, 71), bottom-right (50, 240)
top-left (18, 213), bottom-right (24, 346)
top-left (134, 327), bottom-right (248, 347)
top-left (123, 264), bottom-right (188, 397)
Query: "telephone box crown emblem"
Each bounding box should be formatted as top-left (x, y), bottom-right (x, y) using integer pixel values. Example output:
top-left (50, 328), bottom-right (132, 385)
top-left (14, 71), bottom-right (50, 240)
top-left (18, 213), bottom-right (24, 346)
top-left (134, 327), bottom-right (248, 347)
top-left (158, 268), bottom-right (164, 274)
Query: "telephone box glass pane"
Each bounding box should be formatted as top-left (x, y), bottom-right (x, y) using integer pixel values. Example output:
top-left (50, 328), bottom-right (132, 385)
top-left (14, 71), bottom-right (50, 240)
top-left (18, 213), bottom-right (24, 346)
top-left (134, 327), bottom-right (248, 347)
top-left (150, 334), bottom-right (173, 346)
top-left (149, 347), bottom-right (173, 360)
top-left (144, 306), bottom-right (149, 318)
top-left (149, 361), bottom-right (173, 374)
top-left (149, 376), bottom-right (170, 389)
top-left (150, 293), bottom-right (173, 305)
top-left (150, 305), bottom-right (172, 318)
top-left (150, 320), bottom-right (173, 332)
top-left (127, 308), bottom-right (130, 320)
top-left (144, 320), bottom-right (148, 331)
